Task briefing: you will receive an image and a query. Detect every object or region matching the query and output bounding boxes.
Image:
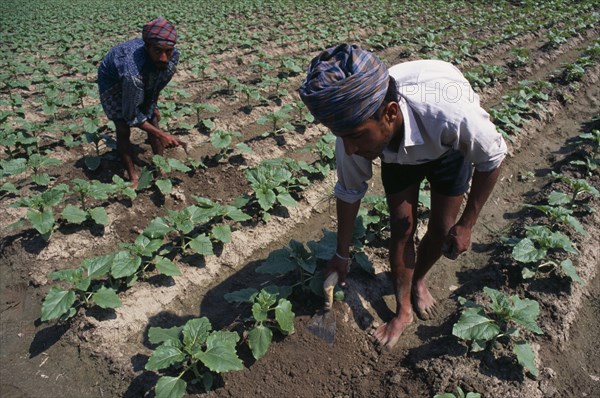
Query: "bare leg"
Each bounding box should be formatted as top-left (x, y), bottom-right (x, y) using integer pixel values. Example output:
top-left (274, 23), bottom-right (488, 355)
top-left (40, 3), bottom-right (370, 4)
top-left (147, 113), bottom-right (164, 156)
top-left (412, 191), bottom-right (464, 319)
top-left (115, 121), bottom-right (138, 188)
top-left (373, 183), bottom-right (420, 349)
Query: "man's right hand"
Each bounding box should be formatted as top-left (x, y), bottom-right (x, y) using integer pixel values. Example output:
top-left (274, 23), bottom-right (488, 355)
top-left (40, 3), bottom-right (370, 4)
top-left (326, 254), bottom-right (352, 287)
top-left (159, 133), bottom-right (182, 148)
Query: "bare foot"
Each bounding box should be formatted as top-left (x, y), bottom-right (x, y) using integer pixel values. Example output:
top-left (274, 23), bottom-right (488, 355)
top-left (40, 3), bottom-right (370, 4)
top-left (372, 311), bottom-right (413, 349)
top-left (412, 281), bottom-right (437, 320)
top-left (130, 178), bottom-right (139, 190)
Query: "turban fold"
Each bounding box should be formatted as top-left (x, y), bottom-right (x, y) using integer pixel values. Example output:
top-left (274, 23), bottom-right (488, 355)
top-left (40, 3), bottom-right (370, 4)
top-left (142, 18), bottom-right (177, 46)
top-left (299, 44), bottom-right (389, 132)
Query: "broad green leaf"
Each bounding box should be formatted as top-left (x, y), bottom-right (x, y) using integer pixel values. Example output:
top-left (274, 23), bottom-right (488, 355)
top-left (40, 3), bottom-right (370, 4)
top-left (512, 238), bottom-right (545, 263)
top-left (211, 224), bottom-right (231, 244)
top-left (40, 184), bottom-right (69, 207)
top-left (144, 217), bottom-right (171, 239)
top-left (354, 252), bottom-right (374, 275)
top-left (521, 267), bottom-right (536, 279)
top-left (155, 376), bottom-right (186, 398)
top-left (252, 302), bottom-right (268, 322)
top-left (84, 155), bottom-right (101, 171)
top-left (235, 142), bottom-right (254, 154)
top-left (152, 155), bottom-right (171, 172)
top-left (195, 333), bottom-right (243, 373)
top-left (111, 250), bottom-right (142, 278)
top-left (471, 339), bottom-right (487, 352)
top-left (27, 208), bottom-right (54, 235)
top-left (183, 317), bottom-right (212, 354)
top-left (452, 308), bottom-right (500, 342)
top-left (275, 299), bottom-right (295, 334)
top-left (248, 325), bottom-right (273, 360)
top-left (513, 340), bottom-right (538, 377)
top-left (306, 230), bottom-right (337, 260)
top-left (276, 192), bottom-right (297, 208)
top-left (510, 296), bottom-right (543, 334)
top-left (154, 256), bottom-right (181, 276)
top-left (224, 207), bottom-right (251, 222)
top-left (189, 234), bottom-right (213, 256)
top-left (1, 182), bottom-right (18, 194)
top-left (256, 188), bottom-right (276, 211)
top-left (156, 178), bottom-right (172, 194)
top-left (168, 158), bottom-right (191, 172)
top-left (1, 158), bottom-right (27, 176)
top-left (89, 207), bottom-right (108, 225)
top-left (133, 235), bottom-right (163, 256)
top-left (565, 215), bottom-right (587, 236)
top-left (224, 288), bottom-right (258, 303)
top-left (62, 204), bottom-right (87, 224)
top-left (256, 248), bottom-right (297, 275)
top-left (137, 167), bottom-right (153, 191)
top-left (547, 190), bottom-right (570, 205)
top-left (202, 372), bottom-right (214, 392)
top-left (560, 259), bottom-right (584, 284)
top-left (31, 173), bottom-right (51, 186)
top-left (145, 345), bottom-right (186, 371)
top-left (92, 286), bottom-right (122, 309)
top-left (41, 287), bottom-right (76, 321)
top-left (148, 326), bottom-right (183, 346)
top-left (84, 253), bottom-right (114, 278)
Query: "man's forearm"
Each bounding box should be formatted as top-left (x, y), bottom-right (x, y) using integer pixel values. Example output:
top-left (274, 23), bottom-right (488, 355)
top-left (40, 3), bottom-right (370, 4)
top-left (138, 120), bottom-right (167, 138)
top-left (336, 197), bottom-right (361, 257)
top-left (458, 166), bottom-right (502, 228)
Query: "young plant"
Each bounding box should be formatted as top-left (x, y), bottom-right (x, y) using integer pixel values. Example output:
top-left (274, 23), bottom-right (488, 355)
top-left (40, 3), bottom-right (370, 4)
top-left (209, 129), bottom-right (242, 163)
top-left (224, 289), bottom-right (295, 360)
top-left (63, 178), bottom-right (114, 226)
top-left (257, 107), bottom-right (294, 137)
top-left (524, 204), bottom-right (587, 236)
top-left (9, 183), bottom-right (70, 239)
top-left (244, 162), bottom-right (298, 220)
top-left (434, 387), bottom-right (481, 398)
top-left (41, 253), bottom-right (122, 322)
top-left (149, 155), bottom-right (192, 194)
top-left (146, 317), bottom-right (244, 397)
top-left (452, 287), bottom-right (543, 377)
top-left (509, 225), bottom-right (580, 282)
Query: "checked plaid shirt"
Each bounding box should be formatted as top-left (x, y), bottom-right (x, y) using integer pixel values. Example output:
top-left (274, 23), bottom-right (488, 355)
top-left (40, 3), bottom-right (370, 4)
top-left (98, 38), bottom-right (179, 126)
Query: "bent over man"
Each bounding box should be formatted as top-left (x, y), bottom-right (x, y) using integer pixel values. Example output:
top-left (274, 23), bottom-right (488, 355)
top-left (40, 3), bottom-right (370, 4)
top-left (98, 17), bottom-right (181, 188)
top-left (299, 44), bottom-right (507, 349)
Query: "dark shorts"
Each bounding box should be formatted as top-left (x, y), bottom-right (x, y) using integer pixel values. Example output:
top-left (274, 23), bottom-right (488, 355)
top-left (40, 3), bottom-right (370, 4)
top-left (381, 150), bottom-right (473, 197)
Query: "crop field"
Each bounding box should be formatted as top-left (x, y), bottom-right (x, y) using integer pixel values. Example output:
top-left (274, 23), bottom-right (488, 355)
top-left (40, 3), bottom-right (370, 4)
top-left (1, 0), bottom-right (599, 397)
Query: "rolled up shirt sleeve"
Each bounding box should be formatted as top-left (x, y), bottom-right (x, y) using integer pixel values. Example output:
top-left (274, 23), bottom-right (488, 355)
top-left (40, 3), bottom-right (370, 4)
top-left (334, 137), bottom-right (373, 203)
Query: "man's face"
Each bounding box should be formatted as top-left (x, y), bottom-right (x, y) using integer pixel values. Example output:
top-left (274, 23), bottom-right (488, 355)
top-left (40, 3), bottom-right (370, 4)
top-left (333, 102), bottom-right (400, 160)
top-left (145, 42), bottom-right (175, 70)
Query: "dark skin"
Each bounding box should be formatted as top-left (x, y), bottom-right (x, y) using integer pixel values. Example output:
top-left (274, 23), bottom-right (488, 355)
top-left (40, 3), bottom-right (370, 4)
top-left (115, 42), bottom-right (181, 188)
top-left (327, 101), bottom-right (502, 349)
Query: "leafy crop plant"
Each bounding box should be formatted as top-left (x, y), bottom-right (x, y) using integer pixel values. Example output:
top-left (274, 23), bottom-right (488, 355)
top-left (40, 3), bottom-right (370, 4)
top-left (452, 287), bottom-right (543, 377)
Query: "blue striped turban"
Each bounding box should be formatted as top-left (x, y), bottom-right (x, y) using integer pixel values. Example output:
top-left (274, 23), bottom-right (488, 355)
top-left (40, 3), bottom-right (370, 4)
top-left (299, 44), bottom-right (389, 132)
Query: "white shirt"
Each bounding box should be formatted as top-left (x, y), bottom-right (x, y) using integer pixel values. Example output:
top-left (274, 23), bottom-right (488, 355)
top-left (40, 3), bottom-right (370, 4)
top-left (335, 60), bottom-right (507, 203)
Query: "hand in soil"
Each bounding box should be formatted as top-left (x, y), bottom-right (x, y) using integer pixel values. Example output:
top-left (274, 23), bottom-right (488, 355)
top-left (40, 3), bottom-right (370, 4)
top-left (372, 311), bottom-right (414, 349)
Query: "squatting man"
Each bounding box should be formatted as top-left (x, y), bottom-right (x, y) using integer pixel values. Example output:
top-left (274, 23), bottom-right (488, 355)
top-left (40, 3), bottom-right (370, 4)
top-left (98, 17), bottom-right (182, 188)
top-left (299, 44), bottom-right (507, 349)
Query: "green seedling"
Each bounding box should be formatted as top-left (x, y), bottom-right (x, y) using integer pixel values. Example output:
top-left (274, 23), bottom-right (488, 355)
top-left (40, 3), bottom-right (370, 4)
top-left (150, 155), bottom-right (192, 194)
top-left (9, 183), bottom-right (69, 239)
top-left (41, 253), bottom-right (122, 322)
top-left (435, 386), bottom-right (481, 398)
top-left (146, 317), bottom-right (244, 397)
top-left (452, 287), bottom-right (543, 377)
